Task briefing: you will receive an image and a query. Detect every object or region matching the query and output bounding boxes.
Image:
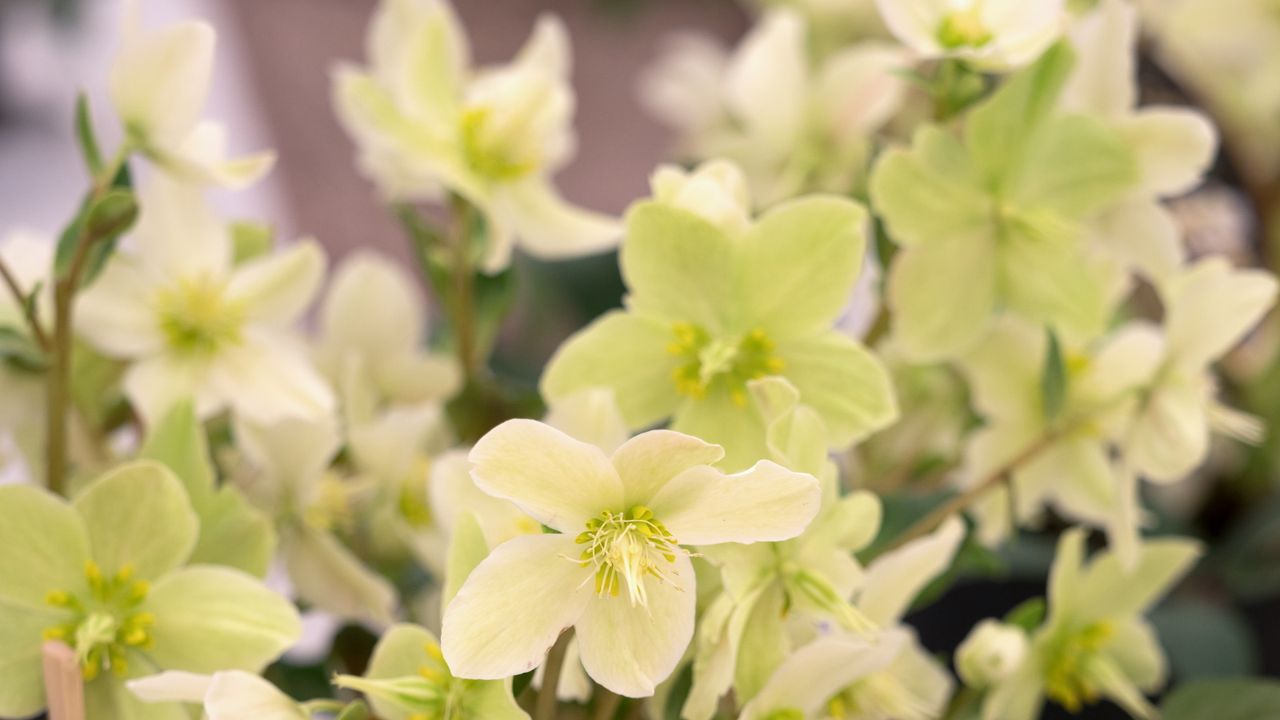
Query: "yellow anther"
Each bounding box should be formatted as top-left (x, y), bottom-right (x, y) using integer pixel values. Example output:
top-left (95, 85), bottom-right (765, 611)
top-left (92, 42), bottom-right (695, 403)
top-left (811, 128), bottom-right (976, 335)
top-left (84, 561), bottom-right (103, 585)
top-left (418, 665), bottom-right (447, 683)
top-left (425, 642), bottom-right (445, 662)
top-left (42, 627), bottom-right (67, 641)
top-left (128, 580), bottom-right (150, 603)
top-left (45, 590), bottom-right (73, 607)
top-left (81, 660), bottom-right (100, 681)
top-left (114, 565), bottom-right (134, 583)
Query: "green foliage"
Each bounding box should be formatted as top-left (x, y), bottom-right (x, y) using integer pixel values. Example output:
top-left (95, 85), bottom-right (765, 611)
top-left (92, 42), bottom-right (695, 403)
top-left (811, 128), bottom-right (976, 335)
top-left (1161, 678), bottom-right (1280, 720)
top-left (1040, 328), bottom-right (1068, 422)
top-left (0, 325), bottom-right (47, 372)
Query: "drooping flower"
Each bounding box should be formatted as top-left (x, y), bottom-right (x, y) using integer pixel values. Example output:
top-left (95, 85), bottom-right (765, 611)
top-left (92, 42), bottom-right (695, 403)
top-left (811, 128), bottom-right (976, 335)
top-left (440, 420), bottom-right (821, 696)
top-left (128, 670), bottom-right (308, 720)
top-left (978, 529), bottom-right (1200, 720)
top-left (75, 178), bottom-right (334, 425)
top-left (641, 10), bottom-right (910, 204)
top-left (332, 0), bottom-right (619, 272)
top-left (870, 42), bottom-right (1140, 361)
top-left (0, 462), bottom-right (300, 718)
top-left (337, 623), bottom-right (527, 720)
top-left (109, 2), bottom-right (274, 188)
top-left (542, 166), bottom-right (897, 471)
top-left (874, 0), bottom-right (1065, 70)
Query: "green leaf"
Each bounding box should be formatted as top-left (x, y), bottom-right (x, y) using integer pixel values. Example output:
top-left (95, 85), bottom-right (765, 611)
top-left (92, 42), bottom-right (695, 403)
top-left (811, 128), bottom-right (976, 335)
top-left (0, 326), bottom-right (47, 372)
top-left (74, 91), bottom-right (103, 175)
top-left (1161, 678), bottom-right (1280, 720)
top-left (1040, 328), bottom-right (1068, 422)
top-left (1003, 597), bottom-right (1046, 632)
top-left (336, 700), bottom-right (371, 720)
top-left (1150, 600), bottom-right (1258, 680)
top-left (231, 221), bottom-right (276, 265)
top-left (55, 170), bottom-right (137, 287)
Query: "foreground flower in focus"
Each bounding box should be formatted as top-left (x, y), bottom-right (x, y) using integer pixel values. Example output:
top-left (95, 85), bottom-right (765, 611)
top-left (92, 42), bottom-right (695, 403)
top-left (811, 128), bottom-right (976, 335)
top-left (542, 165), bottom-right (896, 470)
top-left (441, 420), bottom-right (821, 696)
top-left (875, 0), bottom-right (1065, 70)
top-left (76, 179), bottom-right (334, 424)
top-left (332, 0), bottom-right (620, 272)
top-left (0, 462), bottom-right (300, 718)
top-left (978, 529), bottom-right (1200, 719)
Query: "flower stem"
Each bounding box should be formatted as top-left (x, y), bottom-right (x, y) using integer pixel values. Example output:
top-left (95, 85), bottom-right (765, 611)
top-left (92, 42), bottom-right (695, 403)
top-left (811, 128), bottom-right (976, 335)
top-left (0, 256), bottom-right (51, 351)
top-left (45, 149), bottom-right (127, 494)
top-left (593, 686), bottom-right (623, 720)
top-left (449, 194), bottom-right (479, 381)
top-left (536, 630), bottom-right (573, 720)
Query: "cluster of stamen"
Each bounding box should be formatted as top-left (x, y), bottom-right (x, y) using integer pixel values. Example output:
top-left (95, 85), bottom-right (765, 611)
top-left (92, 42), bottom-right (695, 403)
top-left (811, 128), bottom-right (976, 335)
top-left (42, 561), bottom-right (155, 680)
top-left (397, 457), bottom-right (436, 530)
top-left (667, 323), bottom-right (785, 407)
top-left (303, 471), bottom-right (360, 533)
top-left (575, 506), bottom-right (681, 607)
top-left (154, 274), bottom-right (246, 357)
top-left (936, 2), bottom-right (993, 49)
top-left (459, 107), bottom-right (537, 182)
top-left (1044, 621), bottom-right (1114, 712)
top-left (405, 641), bottom-right (466, 720)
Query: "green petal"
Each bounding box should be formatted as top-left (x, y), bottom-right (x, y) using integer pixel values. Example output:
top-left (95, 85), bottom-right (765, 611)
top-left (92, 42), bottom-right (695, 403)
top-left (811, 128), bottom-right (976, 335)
top-left (0, 484), bottom-right (89, 608)
top-left (733, 583), bottom-right (788, 704)
top-left (138, 400), bottom-right (214, 510)
top-left (739, 196), bottom-right (866, 341)
top-left (1012, 114), bottom-right (1139, 219)
top-left (186, 486), bottom-right (276, 578)
top-left (540, 310), bottom-right (682, 428)
top-left (869, 126), bottom-right (990, 248)
top-left (73, 461), bottom-right (198, 581)
top-left (365, 623), bottom-right (437, 720)
top-left (83, 672), bottom-right (191, 720)
top-left (776, 332), bottom-right (897, 451)
top-left (281, 525), bottom-right (397, 626)
top-left (464, 678), bottom-right (530, 720)
top-left (444, 514), bottom-right (490, 609)
top-left (143, 566), bottom-right (301, 673)
top-left (887, 232), bottom-right (997, 361)
top-left (672, 388), bottom-right (768, 474)
top-left (998, 213), bottom-right (1108, 338)
top-left (0, 601), bottom-right (61, 717)
top-left (619, 201), bottom-right (738, 332)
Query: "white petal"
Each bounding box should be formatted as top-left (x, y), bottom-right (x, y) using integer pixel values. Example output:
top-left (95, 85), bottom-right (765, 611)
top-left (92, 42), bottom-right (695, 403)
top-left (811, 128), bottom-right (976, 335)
top-left (1093, 200), bottom-right (1184, 284)
top-left (544, 387), bottom-right (631, 455)
top-left (319, 251), bottom-right (424, 368)
top-left (610, 430), bottom-right (723, 507)
top-left (281, 525), bottom-right (398, 626)
top-left (233, 414), bottom-right (341, 497)
top-left (1120, 109), bottom-right (1217, 198)
top-left (1163, 257), bottom-right (1278, 371)
top-left (110, 17), bottom-right (214, 144)
top-left (75, 255), bottom-right (164, 357)
top-left (205, 671), bottom-right (307, 720)
top-left (1063, 0), bottom-right (1137, 117)
top-left (724, 10), bottom-right (809, 150)
top-left (1126, 378), bottom-right (1209, 482)
top-left (576, 553), bottom-right (696, 697)
top-left (164, 121), bottom-right (276, 190)
top-left (124, 355), bottom-right (215, 425)
top-left (131, 176), bottom-right (232, 278)
top-left (227, 241), bottom-right (327, 327)
top-left (441, 533), bottom-right (592, 679)
top-left (875, 0), bottom-right (947, 54)
top-left (127, 671), bottom-right (213, 703)
top-left (858, 517), bottom-right (965, 625)
top-left (649, 461), bottom-right (820, 546)
top-left (208, 332), bottom-right (336, 424)
top-left (489, 180), bottom-right (620, 266)
top-left (818, 43), bottom-right (910, 138)
top-left (468, 419), bottom-right (623, 532)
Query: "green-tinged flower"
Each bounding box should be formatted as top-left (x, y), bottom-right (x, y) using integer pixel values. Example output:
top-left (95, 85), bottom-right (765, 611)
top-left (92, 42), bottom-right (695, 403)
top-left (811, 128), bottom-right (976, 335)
top-left (441, 420), bottom-right (821, 697)
top-left (336, 623), bottom-right (527, 720)
top-left (75, 177), bottom-right (334, 425)
top-left (331, 0), bottom-right (619, 272)
top-left (875, 0), bottom-right (1064, 70)
top-left (870, 42), bottom-right (1140, 361)
top-left (316, 251), bottom-right (460, 423)
top-left (640, 11), bottom-right (910, 204)
top-left (232, 414), bottom-right (399, 626)
top-left (542, 163), bottom-right (896, 471)
top-left (955, 620), bottom-right (1029, 688)
top-left (979, 529), bottom-right (1201, 720)
top-left (110, 1), bottom-right (273, 187)
top-left (0, 462), bottom-right (300, 719)
top-left (128, 670), bottom-right (307, 719)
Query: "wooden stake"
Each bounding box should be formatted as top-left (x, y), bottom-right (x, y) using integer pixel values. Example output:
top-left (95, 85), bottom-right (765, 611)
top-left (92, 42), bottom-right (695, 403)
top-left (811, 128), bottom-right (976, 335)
top-left (42, 641), bottom-right (84, 720)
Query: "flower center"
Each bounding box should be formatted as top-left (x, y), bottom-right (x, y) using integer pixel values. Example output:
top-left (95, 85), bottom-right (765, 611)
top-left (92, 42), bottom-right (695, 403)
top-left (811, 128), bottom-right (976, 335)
top-left (667, 324), bottom-right (785, 406)
top-left (575, 506), bottom-right (681, 607)
top-left (459, 106), bottom-right (538, 182)
top-left (1044, 621), bottom-right (1114, 713)
top-left (154, 275), bottom-right (246, 357)
top-left (761, 710), bottom-right (805, 720)
top-left (937, 3), bottom-right (993, 49)
top-left (336, 641), bottom-right (471, 719)
top-left (42, 561), bottom-right (155, 680)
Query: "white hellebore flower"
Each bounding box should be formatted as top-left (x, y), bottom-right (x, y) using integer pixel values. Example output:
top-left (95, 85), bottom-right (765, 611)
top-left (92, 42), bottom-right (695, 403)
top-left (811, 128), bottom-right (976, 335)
top-left (129, 670), bottom-right (307, 720)
top-left (642, 10), bottom-right (909, 204)
top-left (955, 619), bottom-right (1028, 688)
top-left (440, 420), bottom-right (821, 697)
top-left (333, 0), bottom-right (620, 272)
top-left (874, 0), bottom-right (1065, 70)
top-left (75, 179), bottom-right (334, 425)
top-left (110, 2), bottom-right (274, 188)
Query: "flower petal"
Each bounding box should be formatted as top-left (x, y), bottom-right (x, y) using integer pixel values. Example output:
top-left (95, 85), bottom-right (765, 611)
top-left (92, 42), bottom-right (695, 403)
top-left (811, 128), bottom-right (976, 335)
top-left (544, 387), bottom-right (631, 455)
top-left (776, 331), bottom-right (898, 449)
top-left (123, 356), bottom-right (212, 425)
top-left (610, 430), bottom-right (724, 507)
top-left (1126, 379), bottom-right (1209, 482)
top-left (1120, 109), bottom-right (1217, 198)
top-left (227, 241), bottom-right (326, 327)
top-left (126, 671), bottom-right (212, 703)
top-left (887, 231), bottom-right (997, 361)
top-left (739, 196), bottom-right (867, 341)
top-left (208, 331), bottom-right (335, 424)
top-left (0, 602), bottom-right (63, 718)
top-left (488, 180), bottom-right (620, 269)
top-left (1063, 0), bottom-right (1137, 118)
top-left (110, 18), bottom-right (214, 144)
top-left (858, 517), bottom-right (965, 625)
top-left (204, 671), bottom-right (307, 720)
top-left (650, 460), bottom-right (820, 546)
top-left (442, 533), bottom-right (592, 679)
top-left (75, 255), bottom-right (165, 358)
top-left (870, 127), bottom-right (991, 249)
top-left (73, 461), bottom-right (197, 581)
top-left (1075, 536), bottom-right (1202, 621)
top-left (319, 251), bottom-right (424, 366)
top-left (281, 525), bottom-right (397, 626)
top-left (540, 311), bottom-right (683, 429)
top-left (670, 388), bottom-right (768, 473)
top-left (143, 566), bottom-right (301, 673)
top-left (1163, 257), bottom-right (1278, 372)
top-left (576, 553), bottom-right (696, 697)
top-left (723, 10), bottom-right (808, 151)
top-left (0, 485), bottom-right (89, 608)
top-left (468, 419), bottom-right (623, 532)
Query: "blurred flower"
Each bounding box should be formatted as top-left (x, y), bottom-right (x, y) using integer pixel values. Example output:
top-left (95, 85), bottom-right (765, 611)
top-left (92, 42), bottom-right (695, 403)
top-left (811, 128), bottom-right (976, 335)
top-left (980, 529), bottom-right (1200, 720)
top-left (0, 232), bottom-right (52, 479)
top-left (0, 462), bottom-right (299, 718)
top-left (75, 178), bottom-right (333, 425)
top-left (110, 2), bottom-right (274, 188)
top-left (332, 0), bottom-right (619, 272)
top-left (956, 619), bottom-right (1028, 688)
top-left (542, 185), bottom-right (896, 471)
top-left (129, 670), bottom-right (307, 720)
top-left (441, 420), bottom-right (820, 696)
top-left (642, 10), bottom-right (910, 204)
top-left (875, 0), bottom-right (1065, 70)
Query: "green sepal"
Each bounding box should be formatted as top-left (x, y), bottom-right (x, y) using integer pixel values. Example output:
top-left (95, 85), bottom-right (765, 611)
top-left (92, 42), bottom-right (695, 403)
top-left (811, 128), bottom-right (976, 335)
top-left (0, 325), bottom-right (47, 372)
top-left (54, 163), bottom-right (136, 287)
top-left (1004, 596), bottom-right (1047, 633)
top-left (1040, 328), bottom-right (1068, 423)
top-left (74, 91), bottom-right (103, 175)
top-left (231, 221), bottom-right (276, 265)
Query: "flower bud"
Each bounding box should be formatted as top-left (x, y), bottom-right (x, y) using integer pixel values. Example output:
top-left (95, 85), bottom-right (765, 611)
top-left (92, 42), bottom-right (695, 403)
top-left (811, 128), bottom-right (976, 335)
top-left (956, 619), bottom-right (1028, 687)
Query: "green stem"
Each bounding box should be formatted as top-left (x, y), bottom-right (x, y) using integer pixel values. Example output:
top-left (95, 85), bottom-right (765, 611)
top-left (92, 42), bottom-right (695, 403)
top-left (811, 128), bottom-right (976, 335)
top-left (536, 630), bottom-right (573, 720)
top-left (0, 255), bottom-right (51, 350)
top-left (45, 149), bottom-right (127, 494)
top-left (449, 195), bottom-right (479, 381)
top-left (593, 686), bottom-right (623, 720)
